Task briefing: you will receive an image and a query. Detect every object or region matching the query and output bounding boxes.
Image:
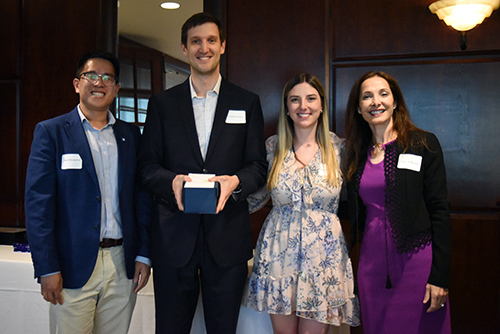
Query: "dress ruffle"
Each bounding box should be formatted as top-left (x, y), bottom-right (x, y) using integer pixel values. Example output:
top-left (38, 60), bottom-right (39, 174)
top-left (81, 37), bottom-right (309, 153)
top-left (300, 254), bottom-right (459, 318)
top-left (246, 265), bottom-right (360, 325)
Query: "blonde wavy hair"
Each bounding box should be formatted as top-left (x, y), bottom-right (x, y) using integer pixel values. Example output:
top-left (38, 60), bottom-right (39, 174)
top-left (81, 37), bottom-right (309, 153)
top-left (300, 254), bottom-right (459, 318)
top-left (268, 73), bottom-right (341, 190)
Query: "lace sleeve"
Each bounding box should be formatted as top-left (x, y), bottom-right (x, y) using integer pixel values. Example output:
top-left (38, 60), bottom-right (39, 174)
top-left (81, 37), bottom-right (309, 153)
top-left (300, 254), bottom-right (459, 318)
top-left (330, 131), bottom-right (344, 161)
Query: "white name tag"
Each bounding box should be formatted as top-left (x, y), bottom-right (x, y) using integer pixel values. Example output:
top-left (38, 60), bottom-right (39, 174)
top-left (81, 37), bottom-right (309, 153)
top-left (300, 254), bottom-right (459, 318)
top-left (397, 154), bottom-right (422, 172)
top-left (225, 110), bottom-right (246, 124)
top-left (61, 154), bottom-right (82, 170)
top-left (318, 164), bottom-right (327, 176)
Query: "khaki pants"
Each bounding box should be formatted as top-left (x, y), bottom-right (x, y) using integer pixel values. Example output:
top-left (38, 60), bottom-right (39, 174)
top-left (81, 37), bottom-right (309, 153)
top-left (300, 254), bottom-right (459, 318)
top-left (49, 246), bottom-right (136, 334)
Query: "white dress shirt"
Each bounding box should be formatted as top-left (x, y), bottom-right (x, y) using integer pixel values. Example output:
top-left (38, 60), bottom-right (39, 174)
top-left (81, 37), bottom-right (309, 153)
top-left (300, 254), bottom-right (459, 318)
top-left (189, 74), bottom-right (222, 160)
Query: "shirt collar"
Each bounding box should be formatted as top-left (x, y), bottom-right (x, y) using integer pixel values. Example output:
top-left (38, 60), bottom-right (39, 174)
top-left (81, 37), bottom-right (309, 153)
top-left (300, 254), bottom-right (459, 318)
top-left (77, 104), bottom-right (116, 127)
top-left (189, 74), bottom-right (222, 99)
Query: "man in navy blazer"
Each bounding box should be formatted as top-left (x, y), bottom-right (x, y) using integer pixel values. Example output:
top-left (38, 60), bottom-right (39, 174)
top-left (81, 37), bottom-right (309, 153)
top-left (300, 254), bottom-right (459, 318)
top-left (138, 13), bottom-right (267, 334)
top-left (25, 50), bottom-right (151, 334)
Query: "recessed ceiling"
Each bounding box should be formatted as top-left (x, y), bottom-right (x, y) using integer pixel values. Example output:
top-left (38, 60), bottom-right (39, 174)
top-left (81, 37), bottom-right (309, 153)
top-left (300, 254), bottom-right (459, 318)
top-left (118, 0), bottom-right (203, 62)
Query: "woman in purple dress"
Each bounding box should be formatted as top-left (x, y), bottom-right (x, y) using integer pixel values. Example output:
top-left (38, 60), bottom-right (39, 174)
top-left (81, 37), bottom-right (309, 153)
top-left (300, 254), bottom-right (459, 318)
top-left (341, 71), bottom-right (451, 333)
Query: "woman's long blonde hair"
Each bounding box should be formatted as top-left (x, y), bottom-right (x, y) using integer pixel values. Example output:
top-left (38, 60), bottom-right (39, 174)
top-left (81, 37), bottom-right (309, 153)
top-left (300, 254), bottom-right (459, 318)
top-left (268, 73), bottom-right (341, 190)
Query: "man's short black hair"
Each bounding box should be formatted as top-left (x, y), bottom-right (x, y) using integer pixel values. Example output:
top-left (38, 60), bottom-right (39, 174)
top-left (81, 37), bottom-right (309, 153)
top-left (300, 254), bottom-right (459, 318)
top-left (76, 50), bottom-right (120, 80)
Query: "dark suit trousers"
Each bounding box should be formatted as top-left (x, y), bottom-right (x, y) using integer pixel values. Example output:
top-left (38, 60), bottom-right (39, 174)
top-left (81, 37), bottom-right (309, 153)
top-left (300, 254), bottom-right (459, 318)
top-left (153, 219), bottom-right (249, 334)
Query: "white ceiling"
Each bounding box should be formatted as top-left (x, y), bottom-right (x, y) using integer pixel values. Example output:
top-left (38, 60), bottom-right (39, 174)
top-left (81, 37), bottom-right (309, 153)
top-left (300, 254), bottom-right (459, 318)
top-left (118, 0), bottom-right (203, 62)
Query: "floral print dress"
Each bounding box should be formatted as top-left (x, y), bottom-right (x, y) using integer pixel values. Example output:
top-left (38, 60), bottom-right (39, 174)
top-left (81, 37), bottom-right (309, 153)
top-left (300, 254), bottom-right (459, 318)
top-left (244, 133), bottom-right (360, 326)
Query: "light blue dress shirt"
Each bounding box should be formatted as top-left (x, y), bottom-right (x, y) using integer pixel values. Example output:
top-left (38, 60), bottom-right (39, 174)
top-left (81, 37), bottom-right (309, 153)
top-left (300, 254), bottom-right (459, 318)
top-left (78, 107), bottom-right (122, 240)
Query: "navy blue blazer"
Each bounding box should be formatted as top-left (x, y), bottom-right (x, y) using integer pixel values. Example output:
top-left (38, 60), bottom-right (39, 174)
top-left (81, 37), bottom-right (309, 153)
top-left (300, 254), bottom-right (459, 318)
top-left (138, 78), bottom-right (267, 268)
top-left (25, 107), bottom-right (150, 289)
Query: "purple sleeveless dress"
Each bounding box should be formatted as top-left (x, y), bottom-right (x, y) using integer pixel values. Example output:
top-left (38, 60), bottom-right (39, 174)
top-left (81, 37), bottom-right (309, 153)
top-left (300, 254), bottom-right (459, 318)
top-left (357, 155), bottom-right (451, 334)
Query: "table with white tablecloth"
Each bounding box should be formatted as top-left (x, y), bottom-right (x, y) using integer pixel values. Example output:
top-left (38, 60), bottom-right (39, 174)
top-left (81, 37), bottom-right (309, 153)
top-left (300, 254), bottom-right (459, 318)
top-left (0, 245), bottom-right (349, 333)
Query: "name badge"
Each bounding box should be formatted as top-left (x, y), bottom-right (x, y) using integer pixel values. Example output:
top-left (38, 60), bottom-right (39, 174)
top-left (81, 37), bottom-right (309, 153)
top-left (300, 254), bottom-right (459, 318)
top-left (61, 154), bottom-right (82, 170)
top-left (225, 110), bottom-right (246, 124)
top-left (318, 164), bottom-right (327, 176)
top-left (397, 154), bottom-right (422, 172)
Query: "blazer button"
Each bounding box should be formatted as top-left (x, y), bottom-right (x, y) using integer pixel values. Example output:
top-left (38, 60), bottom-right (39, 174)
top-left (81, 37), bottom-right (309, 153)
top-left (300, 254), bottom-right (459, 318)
top-left (202, 169), bottom-right (208, 173)
top-left (96, 196), bottom-right (101, 202)
top-left (93, 225), bottom-right (99, 231)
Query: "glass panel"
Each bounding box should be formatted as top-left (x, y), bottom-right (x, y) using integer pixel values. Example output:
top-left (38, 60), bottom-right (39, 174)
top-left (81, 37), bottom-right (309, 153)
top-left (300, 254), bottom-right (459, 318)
top-left (137, 96), bottom-right (149, 123)
top-left (137, 60), bottom-right (152, 90)
top-left (116, 94), bottom-right (135, 123)
top-left (120, 59), bottom-right (134, 89)
top-left (165, 66), bottom-right (189, 90)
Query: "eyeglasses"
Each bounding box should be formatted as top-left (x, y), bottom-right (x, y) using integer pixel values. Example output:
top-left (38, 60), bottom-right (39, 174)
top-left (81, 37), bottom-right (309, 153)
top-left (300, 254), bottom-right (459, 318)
top-left (79, 72), bottom-right (118, 86)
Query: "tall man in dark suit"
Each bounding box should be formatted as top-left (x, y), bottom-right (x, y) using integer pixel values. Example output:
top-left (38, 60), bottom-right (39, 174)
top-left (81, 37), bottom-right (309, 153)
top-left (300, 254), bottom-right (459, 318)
top-left (138, 12), bottom-right (267, 334)
top-left (25, 50), bottom-right (151, 334)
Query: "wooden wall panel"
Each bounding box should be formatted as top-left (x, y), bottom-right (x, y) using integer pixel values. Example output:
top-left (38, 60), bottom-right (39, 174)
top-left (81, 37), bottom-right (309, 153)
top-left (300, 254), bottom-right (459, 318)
top-left (449, 213), bottom-right (500, 333)
top-left (20, 0), bottom-right (114, 141)
top-left (0, 0), bottom-right (21, 227)
top-left (0, 0), bottom-right (20, 78)
top-left (226, 0), bottom-right (329, 139)
top-left (0, 83), bottom-right (18, 195)
top-left (0, 83), bottom-right (19, 227)
top-left (334, 0), bottom-right (500, 59)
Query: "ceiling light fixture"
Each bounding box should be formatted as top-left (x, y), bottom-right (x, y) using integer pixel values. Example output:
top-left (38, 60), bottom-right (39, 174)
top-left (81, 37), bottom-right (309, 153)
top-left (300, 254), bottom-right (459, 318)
top-left (429, 0), bottom-right (500, 50)
top-left (160, 2), bottom-right (181, 10)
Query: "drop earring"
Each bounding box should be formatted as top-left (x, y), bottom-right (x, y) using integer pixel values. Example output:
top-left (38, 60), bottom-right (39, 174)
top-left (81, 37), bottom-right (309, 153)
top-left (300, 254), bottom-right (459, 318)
top-left (357, 108), bottom-right (361, 114)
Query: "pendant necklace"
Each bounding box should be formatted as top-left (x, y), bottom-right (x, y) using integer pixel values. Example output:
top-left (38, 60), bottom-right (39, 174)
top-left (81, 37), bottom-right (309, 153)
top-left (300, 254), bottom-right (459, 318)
top-left (371, 142), bottom-right (385, 159)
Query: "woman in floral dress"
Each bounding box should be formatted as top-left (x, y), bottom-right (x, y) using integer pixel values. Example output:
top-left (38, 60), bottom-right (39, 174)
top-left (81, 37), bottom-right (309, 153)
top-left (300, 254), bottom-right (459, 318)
top-left (244, 73), bottom-right (360, 333)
